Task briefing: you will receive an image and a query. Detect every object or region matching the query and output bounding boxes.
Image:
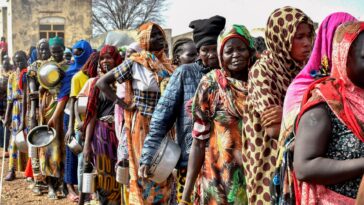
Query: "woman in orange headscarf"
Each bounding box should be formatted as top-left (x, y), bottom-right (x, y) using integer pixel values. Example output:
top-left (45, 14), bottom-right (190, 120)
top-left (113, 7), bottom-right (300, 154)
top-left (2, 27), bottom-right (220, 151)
top-left (96, 22), bottom-right (174, 204)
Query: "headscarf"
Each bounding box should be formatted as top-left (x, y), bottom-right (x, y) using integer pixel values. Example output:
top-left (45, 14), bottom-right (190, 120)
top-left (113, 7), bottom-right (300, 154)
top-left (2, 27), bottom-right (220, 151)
top-left (49, 36), bottom-right (64, 49)
top-left (264, 6), bottom-right (314, 69)
top-left (64, 48), bottom-right (72, 55)
top-left (213, 24), bottom-right (254, 118)
top-left (283, 12), bottom-right (357, 119)
top-left (128, 42), bottom-right (142, 53)
top-left (129, 22), bottom-right (174, 74)
top-left (81, 51), bottom-right (100, 78)
top-left (297, 22), bottom-right (364, 143)
top-left (36, 38), bottom-right (49, 60)
top-left (100, 44), bottom-right (123, 70)
top-left (57, 40), bottom-right (92, 100)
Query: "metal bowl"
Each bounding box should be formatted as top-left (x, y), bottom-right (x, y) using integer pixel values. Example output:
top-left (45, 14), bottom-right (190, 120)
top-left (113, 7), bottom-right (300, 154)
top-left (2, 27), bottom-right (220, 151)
top-left (37, 62), bottom-right (62, 89)
top-left (14, 131), bottom-right (28, 153)
top-left (149, 137), bottom-right (181, 184)
top-left (27, 125), bottom-right (57, 148)
top-left (77, 96), bottom-right (88, 114)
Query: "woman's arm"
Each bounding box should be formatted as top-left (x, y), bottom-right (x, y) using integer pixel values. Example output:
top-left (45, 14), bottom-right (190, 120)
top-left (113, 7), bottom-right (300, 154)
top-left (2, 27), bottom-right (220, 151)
top-left (180, 138), bottom-right (206, 203)
top-left (74, 99), bottom-right (83, 131)
top-left (47, 98), bottom-right (68, 128)
top-left (96, 71), bottom-right (119, 103)
top-left (294, 104), bottom-right (364, 185)
top-left (19, 81), bottom-right (27, 131)
top-left (65, 97), bottom-right (76, 142)
top-left (28, 78), bottom-right (38, 129)
top-left (4, 101), bottom-right (13, 128)
top-left (83, 115), bottom-right (96, 162)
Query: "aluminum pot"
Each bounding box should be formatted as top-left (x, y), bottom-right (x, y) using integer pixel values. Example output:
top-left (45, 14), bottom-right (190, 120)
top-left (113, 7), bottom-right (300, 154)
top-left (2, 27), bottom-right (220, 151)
top-left (116, 161), bottom-right (129, 185)
top-left (77, 96), bottom-right (88, 114)
top-left (27, 125), bottom-right (57, 148)
top-left (14, 131), bottom-right (28, 153)
top-left (149, 137), bottom-right (181, 184)
top-left (37, 62), bottom-right (62, 89)
top-left (82, 173), bottom-right (97, 193)
top-left (67, 135), bottom-right (83, 155)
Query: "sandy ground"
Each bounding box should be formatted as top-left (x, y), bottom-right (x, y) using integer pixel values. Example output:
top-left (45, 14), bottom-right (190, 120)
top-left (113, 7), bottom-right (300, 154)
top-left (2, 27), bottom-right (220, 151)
top-left (0, 148), bottom-right (72, 205)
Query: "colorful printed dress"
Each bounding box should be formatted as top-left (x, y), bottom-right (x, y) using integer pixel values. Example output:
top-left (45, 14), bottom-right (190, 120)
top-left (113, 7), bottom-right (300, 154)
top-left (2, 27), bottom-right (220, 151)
top-left (114, 58), bottom-right (174, 204)
top-left (7, 71), bottom-right (27, 171)
top-left (85, 78), bottom-right (122, 205)
top-left (192, 70), bottom-right (248, 205)
top-left (27, 58), bottom-right (69, 178)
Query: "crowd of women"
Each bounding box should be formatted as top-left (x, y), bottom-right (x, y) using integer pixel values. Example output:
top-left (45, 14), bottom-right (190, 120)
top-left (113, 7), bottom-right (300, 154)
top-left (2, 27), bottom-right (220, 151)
top-left (0, 5), bottom-right (364, 205)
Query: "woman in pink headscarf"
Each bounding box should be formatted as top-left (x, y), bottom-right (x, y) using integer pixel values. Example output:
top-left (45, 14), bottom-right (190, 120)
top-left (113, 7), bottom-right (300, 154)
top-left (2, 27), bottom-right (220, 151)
top-left (279, 12), bottom-right (357, 146)
top-left (271, 12), bottom-right (357, 205)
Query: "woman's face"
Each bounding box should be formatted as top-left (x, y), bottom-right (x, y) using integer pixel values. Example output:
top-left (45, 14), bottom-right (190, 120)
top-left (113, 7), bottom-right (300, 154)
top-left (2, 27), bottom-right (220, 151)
top-left (199, 44), bottom-right (219, 68)
top-left (50, 45), bottom-right (64, 63)
top-left (178, 42), bottom-right (198, 65)
top-left (347, 32), bottom-right (364, 88)
top-left (149, 26), bottom-right (165, 52)
top-left (290, 22), bottom-right (313, 64)
top-left (73, 48), bottom-right (84, 57)
top-left (14, 54), bottom-right (27, 69)
top-left (39, 43), bottom-right (51, 60)
top-left (222, 38), bottom-right (250, 72)
top-left (100, 53), bottom-right (116, 72)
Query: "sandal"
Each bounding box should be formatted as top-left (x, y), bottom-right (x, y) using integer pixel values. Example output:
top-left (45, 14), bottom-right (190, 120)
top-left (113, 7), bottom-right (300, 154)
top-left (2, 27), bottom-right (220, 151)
top-left (32, 185), bottom-right (42, 196)
top-left (5, 170), bottom-right (15, 181)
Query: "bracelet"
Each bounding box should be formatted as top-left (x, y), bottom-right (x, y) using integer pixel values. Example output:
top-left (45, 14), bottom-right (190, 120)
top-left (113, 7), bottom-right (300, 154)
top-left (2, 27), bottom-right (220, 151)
top-left (180, 199), bottom-right (192, 205)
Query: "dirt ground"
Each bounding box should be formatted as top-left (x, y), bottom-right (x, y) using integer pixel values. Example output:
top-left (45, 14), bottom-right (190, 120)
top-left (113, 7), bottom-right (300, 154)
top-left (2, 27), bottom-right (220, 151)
top-left (0, 148), bottom-right (72, 205)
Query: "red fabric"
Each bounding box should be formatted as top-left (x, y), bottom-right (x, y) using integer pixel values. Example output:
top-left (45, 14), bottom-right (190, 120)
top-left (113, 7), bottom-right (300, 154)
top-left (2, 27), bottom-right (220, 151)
top-left (18, 68), bottom-right (28, 91)
top-left (100, 45), bottom-right (123, 71)
top-left (82, 78), bottom-right (100, 132)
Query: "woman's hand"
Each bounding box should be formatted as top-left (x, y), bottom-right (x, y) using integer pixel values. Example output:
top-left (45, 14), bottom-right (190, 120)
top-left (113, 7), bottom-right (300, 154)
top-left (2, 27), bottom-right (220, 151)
top-left (65, 130), bottom-right (74, 144)
top-left (261, 105), bottom-right (283, 127)
top-left (47, 116), bottom-right (56, 128)
top-left (138, 165), bottom-right (152, 179)
top-left (83, 143), bottom-right (92, 163)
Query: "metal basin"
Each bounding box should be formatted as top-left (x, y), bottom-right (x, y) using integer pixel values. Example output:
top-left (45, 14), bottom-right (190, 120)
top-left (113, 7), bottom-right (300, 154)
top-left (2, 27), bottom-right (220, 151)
top-left (27, 125), bottom-right (57, 148)
top-left (38, 62), bottom-right (62, 89)
top-left (14, 131), bottom-right (28, 153)
top-left (149, 137), bottom-right (181, 184)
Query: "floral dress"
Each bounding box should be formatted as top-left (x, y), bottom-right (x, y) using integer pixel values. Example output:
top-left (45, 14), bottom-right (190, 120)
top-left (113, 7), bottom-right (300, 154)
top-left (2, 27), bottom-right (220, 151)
top-left (192, 70), bottom-right (248, 205)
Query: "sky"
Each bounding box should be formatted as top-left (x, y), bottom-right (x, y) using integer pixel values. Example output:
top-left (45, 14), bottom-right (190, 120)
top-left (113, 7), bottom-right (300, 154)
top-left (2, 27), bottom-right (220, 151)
top-left (164, 0), bottom-right (364, 36)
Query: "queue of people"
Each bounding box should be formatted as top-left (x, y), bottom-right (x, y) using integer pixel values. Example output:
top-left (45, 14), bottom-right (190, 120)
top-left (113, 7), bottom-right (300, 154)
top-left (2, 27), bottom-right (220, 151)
top-left (0, 6), bottom-right (364, 205)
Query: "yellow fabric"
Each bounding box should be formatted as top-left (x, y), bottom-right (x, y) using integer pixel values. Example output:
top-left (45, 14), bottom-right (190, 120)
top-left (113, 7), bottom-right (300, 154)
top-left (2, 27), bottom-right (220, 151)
top-left (70, 71), bottom-right (89, 128)
top-left (70, 71), bottom-right (89, 97)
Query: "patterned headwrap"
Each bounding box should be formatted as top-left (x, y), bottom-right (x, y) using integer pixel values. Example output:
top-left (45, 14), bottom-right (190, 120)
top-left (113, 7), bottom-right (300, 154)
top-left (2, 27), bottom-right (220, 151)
top-left (130, 22), bottom-right (174, 74)
top-left (217, 24), bottom-right (254, 71)
top-left (201, 24), bottom-right (253, 118)
top-left (49, 36), bottom-right (64, 48)
top-left (265, 6), bottom-right (314, 68)
top-left (100, 44), bottom-right (123, 71)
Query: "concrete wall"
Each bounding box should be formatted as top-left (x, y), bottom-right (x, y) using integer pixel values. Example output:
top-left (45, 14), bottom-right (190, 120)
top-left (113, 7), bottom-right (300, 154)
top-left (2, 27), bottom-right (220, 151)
top-left (9, 0), bottom-right (92, 55)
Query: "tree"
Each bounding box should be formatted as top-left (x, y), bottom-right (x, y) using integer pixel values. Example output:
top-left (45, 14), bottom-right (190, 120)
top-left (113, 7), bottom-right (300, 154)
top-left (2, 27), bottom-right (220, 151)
top-left (92, 0), bottom-right (167, 35)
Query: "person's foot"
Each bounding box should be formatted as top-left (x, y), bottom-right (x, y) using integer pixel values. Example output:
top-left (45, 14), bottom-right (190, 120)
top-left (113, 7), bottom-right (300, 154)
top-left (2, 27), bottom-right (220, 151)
top-left (67, 193), bottom-right (79, 202)
top-left (32, 184), bottom-right (42, 196)
top-left (48, 186), bottom-right (58, 200)
top-left (4, 170), bottom-right (15, 181)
